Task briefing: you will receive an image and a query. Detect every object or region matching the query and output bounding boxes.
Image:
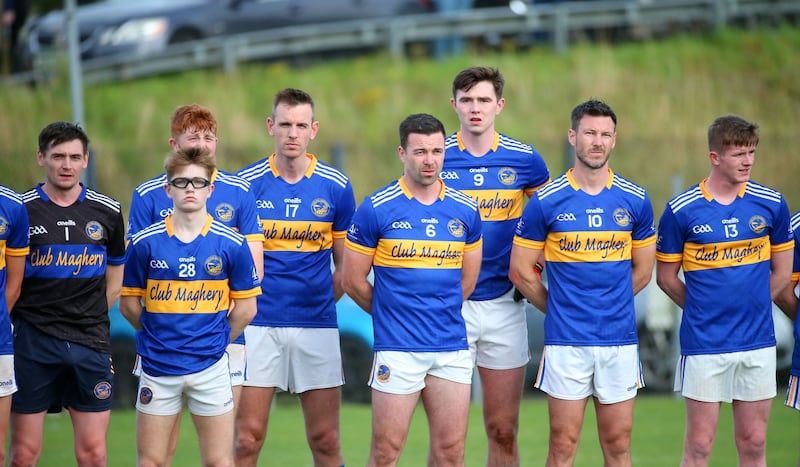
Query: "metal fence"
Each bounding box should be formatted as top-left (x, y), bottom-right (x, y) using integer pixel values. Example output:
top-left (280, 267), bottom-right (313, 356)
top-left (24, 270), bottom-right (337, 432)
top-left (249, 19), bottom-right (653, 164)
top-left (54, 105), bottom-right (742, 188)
top-left (15, 0), bottom-right (800, 86)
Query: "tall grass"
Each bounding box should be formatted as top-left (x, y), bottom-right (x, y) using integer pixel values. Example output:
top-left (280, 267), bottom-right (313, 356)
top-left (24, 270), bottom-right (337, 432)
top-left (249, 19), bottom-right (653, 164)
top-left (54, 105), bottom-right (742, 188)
top-left (35, 395), bottom-right (800, 466)
top-left (1, 26), bottom-right (799, 214)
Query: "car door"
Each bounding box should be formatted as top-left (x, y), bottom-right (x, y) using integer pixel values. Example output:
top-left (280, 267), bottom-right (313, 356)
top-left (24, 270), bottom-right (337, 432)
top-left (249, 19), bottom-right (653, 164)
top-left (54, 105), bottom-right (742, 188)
top-left (222, 0), bottom-right (297, 34)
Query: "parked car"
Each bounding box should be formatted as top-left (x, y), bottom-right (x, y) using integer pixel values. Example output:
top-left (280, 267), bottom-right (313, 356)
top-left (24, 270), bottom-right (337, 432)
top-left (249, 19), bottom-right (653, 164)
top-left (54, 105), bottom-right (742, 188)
top-left (19, 0), bottom-right (431, 67)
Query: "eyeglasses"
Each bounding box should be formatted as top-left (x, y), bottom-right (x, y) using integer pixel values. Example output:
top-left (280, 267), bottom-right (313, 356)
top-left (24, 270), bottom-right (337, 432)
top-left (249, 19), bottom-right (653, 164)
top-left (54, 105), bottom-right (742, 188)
top-left (168, 177), bottom-right (211, 189)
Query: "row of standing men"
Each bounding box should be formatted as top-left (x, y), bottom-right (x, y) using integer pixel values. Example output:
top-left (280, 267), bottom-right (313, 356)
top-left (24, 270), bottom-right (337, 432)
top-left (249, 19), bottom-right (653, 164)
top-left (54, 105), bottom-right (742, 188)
top-left (0, 65), bottom-right (798, 466)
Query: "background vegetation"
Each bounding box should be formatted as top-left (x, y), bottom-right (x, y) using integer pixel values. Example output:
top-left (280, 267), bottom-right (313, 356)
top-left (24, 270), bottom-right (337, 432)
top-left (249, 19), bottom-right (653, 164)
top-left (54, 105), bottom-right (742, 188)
top-left (36, 396), bottom-right (799, 466)
top-left (1, 26), bottom-right (799, 215)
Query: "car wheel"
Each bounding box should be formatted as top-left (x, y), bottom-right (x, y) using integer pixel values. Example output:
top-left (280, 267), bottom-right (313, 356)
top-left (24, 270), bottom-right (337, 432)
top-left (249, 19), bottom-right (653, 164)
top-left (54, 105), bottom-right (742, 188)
top-left (339, 334), bottom-right (372, 404)
top-left (169, 29), bottom-right (202, 44)
top-left (637, 324), bottom-right (676, 392)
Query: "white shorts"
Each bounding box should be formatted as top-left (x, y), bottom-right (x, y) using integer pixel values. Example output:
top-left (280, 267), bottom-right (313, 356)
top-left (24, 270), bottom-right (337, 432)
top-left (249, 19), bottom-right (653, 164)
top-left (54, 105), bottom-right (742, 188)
top-left (133, 344), bottom-right (244, 386)
top-left (0, 354), bottom-right (17, 397)
top-left (675, 347), bottom-right (776, 402)
top-left (136, 354), bottom-right (234, 417)
top-left (369, 350), bottom-right (473, 395)
top-left (534, 345), bottom-right (643, 404)
top-left (243, 326), bottom-right (343, 393)
top-left (786, 375), bottom-right (800, 411)
top-left (227, 343), bottom-right (245, 387)
top-left (462, 288), bottom-right (530, 370)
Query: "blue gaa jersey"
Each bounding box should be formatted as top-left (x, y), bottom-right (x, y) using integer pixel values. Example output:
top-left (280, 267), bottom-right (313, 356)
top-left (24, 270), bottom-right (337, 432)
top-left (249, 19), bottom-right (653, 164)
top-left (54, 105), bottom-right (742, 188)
top-left (656, 180), bottom-right (794, 356)
top-left (443, 131), bottom-right (550, 301)
top-left (0, 185), bottom-right (30, 355)
top-left (128, 168), bottom-right (263, 345)
top-left (789, 212), bottom-right (800, 378)
top-left (238, 154), bottom-right (356, 328)
top-left (514, 169), bottom-right (656, 346)
top-left (122, 215), bottom-right (261, 377)
top-left (346, 178), bottom-right (483, 352)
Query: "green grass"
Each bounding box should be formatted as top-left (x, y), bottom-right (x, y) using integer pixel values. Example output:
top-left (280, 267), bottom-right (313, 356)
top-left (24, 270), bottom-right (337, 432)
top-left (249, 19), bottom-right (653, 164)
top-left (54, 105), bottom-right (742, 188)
top-left (35, 394), bottom-right (799, 466)
top-left (1, 26), bottom-right (800, 214)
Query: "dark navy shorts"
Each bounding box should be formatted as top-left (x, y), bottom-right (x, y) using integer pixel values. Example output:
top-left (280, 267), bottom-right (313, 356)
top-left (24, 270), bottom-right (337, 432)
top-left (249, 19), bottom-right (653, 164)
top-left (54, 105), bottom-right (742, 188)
top-left (11, 318), bottom-right (114, 413)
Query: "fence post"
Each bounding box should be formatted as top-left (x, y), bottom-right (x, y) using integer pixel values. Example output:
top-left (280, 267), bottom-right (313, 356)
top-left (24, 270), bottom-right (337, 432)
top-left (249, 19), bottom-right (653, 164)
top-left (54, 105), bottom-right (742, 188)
top-left (553, 6), bottom-right (569, 54)
top-left (331, 142), bottom-right (344, 171)
top-left (712, 0), bottom-right (728, 29)
top-left (223, 38), bottom-right (237, 75)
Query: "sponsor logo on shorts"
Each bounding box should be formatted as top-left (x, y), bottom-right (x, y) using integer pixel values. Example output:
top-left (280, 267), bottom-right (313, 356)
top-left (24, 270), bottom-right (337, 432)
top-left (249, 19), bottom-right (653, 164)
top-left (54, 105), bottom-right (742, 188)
top-left (94, 381), bottom-right (112, 400)
top-left (376, 363), bottom-right (391, 383)
top-left (0, 378), bottom-right (14, 386)
top-left (139, 386), bottom-right (153, 405)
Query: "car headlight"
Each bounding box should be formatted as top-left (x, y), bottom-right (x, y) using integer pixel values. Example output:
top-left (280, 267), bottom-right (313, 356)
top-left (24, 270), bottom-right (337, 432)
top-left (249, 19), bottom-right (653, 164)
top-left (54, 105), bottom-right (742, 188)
top-left (98, 17), bottom-right (168, 46)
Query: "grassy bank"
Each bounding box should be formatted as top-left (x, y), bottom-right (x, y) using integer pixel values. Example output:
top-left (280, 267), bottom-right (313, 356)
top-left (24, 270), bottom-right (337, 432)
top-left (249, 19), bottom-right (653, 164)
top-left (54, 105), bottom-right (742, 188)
top-left (1, 26), bottom-right (799, 214)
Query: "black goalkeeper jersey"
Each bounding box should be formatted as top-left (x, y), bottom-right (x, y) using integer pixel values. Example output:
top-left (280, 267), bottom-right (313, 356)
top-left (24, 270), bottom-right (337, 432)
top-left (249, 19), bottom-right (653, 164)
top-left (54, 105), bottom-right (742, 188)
top-left (14, 184), bottom-right (125, 353)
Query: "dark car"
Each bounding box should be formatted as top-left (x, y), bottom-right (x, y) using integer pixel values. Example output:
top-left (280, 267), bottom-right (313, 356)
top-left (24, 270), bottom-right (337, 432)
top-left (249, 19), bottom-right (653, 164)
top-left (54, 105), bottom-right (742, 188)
top-left (20, 0), bottom-right (430, 65)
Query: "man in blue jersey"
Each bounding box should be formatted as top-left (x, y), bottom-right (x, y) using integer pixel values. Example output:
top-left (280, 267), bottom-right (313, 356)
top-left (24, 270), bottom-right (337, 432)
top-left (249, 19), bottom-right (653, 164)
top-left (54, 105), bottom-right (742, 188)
top-left (509, 99), bottom-right (656, 466)
top-left (444, 65), bottom-right (550, 465)
top-left (235, 88), bottom-right (355, 467)
top-left (0, 184), bottom-right (29, 465)
top-left (11, 122), bottom-right (126, 466)
top-left (343, 113), bottom-right (483, 466)
top-left (128, 103), bottom-right (264, 461)
top-left (656, 115), bottom-right (793, 467)
top-left (121, 146), bottom-right (260, 466)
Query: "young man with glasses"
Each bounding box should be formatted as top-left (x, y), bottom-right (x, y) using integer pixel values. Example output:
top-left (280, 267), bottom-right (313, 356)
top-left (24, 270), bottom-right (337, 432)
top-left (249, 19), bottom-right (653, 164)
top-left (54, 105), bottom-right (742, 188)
top-left (127, 103), bottom-right (264, 460)
top-left (120, 146), bottom-right (260, 466)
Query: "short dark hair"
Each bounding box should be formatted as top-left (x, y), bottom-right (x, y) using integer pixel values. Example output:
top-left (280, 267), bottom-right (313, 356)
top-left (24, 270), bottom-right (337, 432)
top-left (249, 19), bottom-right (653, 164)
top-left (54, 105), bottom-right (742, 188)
top-left (164, 146), bottom-right (216, 180)
top-left (570, 99), bottom-right (617, 131)
top-left (272, 88), bottom-right (315, 119)
top-left (707, 115), bottom-right (759, 153)
top-left (399, 113), bottom-right (446, 149)
top-left (452, 66), bottom-right (505, 100)
top-left (38, 121), bottom-right (89, 154)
